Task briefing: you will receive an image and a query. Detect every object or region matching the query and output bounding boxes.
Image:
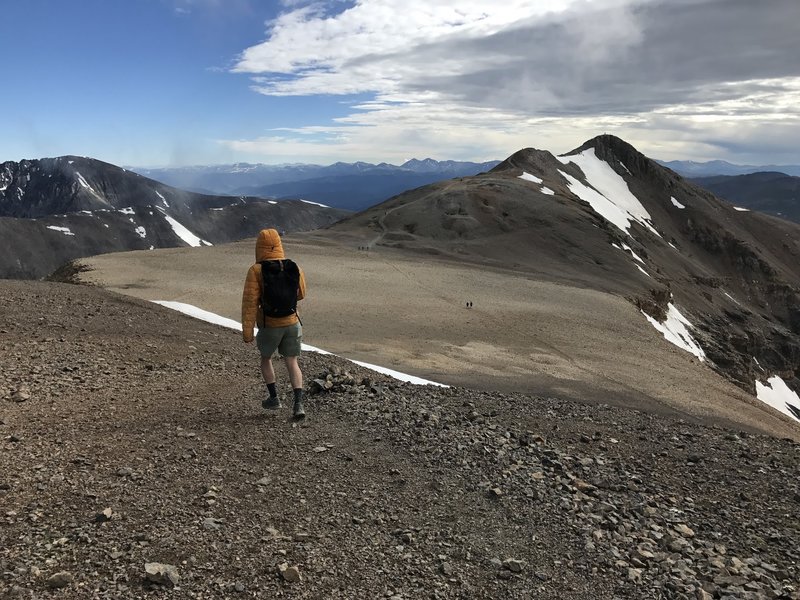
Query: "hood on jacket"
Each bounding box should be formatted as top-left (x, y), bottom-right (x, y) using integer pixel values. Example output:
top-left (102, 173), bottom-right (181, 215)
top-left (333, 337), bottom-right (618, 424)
top-left (256, 228), bottom-right (285, 262)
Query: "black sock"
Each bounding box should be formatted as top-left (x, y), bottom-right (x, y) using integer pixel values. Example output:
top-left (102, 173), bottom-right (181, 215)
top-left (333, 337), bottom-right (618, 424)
top-left (267, 382), bottom-right (277, 398)
top-left (293, 388), bottom-right (303, 402)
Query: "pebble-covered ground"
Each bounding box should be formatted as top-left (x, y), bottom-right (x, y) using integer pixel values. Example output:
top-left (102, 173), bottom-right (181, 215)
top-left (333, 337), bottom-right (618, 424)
top-left (1, 280), bottom-right (798, 599)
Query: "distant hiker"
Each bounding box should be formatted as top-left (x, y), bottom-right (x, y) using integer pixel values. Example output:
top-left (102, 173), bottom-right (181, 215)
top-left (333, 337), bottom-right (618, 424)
top-left (241, 228), bottom-right (307, 418)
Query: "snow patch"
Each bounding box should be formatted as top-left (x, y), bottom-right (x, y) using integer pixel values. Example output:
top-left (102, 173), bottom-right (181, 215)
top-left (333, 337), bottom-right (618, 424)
top-left (558, 148), bottom-right (659, 237)
top-left (155, 190), bottom-right (169, 207)
top-left (300, 199), bottom-right (330, 208)
top-left (47, 226), bottom-right (75, 236)
top-left (724, 291), bottom-right (742, 306)
top-left (733, 206), bottom-right (750, 212)
top-left (211, 207), bottom-right (224, 211)
top-left (642, 303), bottom-right (706, 361)
top-left (755, 376), bottom-right (800, 422)
top-left (670, 196), bottom-right (685, 209)
top-left (518, 171), bottom-right (543, 184)
top-left (152, 301), bottom-right (446, 387)
top-left (135, 226), bottom-right (146, 238)
top-left (540, 186), bottom-right (555, 195)
top-left (636, 265), bottom-right (651, 278)
top-left (118, 207), bottom-right (135, 215)
top-left (268, 200), bottom-right (277, 205)
top-left (621, 243), bottom-right (645, 264)
top-left (163, 215), bottom-right (211, 247)
top-left (75, 172), bottom-right (96, 193)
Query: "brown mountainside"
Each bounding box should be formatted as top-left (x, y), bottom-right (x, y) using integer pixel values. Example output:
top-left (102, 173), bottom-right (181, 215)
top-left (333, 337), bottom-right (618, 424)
top-left (330, 135), bottom-right (800, 408)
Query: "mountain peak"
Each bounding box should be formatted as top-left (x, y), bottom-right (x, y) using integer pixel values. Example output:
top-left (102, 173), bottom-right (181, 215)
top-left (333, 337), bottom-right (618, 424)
top-left (563, 134), bottom-right (661, 178)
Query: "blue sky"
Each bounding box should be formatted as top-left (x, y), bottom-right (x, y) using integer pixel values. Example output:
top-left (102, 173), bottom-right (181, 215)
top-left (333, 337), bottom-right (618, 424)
top-left (2, 0), bottom-right (799, 167)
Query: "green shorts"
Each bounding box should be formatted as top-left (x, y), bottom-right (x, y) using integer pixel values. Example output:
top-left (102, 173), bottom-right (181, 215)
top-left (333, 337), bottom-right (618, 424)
top-left (256, 323), bottom-right (303, 358)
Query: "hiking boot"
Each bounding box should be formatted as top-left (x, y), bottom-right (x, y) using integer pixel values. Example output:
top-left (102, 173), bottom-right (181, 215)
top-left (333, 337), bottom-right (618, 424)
top-left (262, 395), bottom-right (281, 410)
top-left (292, 398), bottom-right (306, 418)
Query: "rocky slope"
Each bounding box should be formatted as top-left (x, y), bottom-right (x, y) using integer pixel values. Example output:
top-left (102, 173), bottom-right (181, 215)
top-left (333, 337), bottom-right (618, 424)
top-left (1, 280), bottom-right (799, 599)
top-left (330, 135), bottom-right (800, 414)
top-left (0, 156), bottom-right (349, 279)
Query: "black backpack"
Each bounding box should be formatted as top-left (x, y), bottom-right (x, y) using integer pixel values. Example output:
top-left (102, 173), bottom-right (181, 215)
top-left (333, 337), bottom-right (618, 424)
top-left (260, 259), bottom-right (300, 318)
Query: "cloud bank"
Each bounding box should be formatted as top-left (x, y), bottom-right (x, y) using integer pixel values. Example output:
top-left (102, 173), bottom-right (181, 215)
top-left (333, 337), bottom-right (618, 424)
top-left (224, 0), bottom-right (800, 164)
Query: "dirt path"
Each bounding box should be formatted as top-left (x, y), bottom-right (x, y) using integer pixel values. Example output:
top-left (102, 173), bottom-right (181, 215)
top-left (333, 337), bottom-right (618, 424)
top-left (77, 233), bottom-right (800, 440)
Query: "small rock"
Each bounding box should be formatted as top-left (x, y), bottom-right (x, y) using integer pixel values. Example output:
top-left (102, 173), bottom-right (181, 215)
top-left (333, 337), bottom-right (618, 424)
top-left (573, 479), bottom-right (597, 494)
top-left (502, 559), bottom-right (524, 573)
top-left (144, 562), bottom-right (180, 586)
top-left (278, 562), bottom-right (302, 583)
top-left (11, 390), bottom-right (30, 403)
top-left (440, 562), bottom-right (454, 576)
top-left (674, 523), bottom-right (695, 538)
top-left (627, 567), bottom-right (643, 583)
top-left (95, 507), bottom-right (113, 523)
top-left (46, 571), bottom-right (74, 589)
top-left (203, 517), bottom-right (224, 531)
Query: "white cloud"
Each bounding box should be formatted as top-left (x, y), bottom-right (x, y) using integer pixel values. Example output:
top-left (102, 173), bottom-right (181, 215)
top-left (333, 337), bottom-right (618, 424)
top-left (223, 0), bottom-right (800, 164)
top-left (234, 1), bottom-right (588, 76)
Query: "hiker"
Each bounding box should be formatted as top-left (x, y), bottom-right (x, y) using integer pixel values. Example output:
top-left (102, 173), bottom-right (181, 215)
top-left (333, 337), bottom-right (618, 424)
top-left (241, 228), bottom-right (307, 418)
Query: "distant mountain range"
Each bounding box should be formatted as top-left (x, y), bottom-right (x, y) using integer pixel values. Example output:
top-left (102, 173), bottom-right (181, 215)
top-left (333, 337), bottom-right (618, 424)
top-left (132, 159), bottom-right (501, 211)
top-left (689, 172), bottom-right (800, 224)
top-left (659, 159), bottom-right (800, 177)
top-left (0, 156), bottom-right (348, 278)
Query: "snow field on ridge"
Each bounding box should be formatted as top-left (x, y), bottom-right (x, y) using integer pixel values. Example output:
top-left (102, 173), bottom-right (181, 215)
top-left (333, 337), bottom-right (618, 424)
top-left (152, 300), bottom-right (446, 387)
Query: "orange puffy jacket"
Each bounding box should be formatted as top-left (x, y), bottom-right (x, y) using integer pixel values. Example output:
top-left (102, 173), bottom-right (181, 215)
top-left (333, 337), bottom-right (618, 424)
top-left (241, 229), bottom-right (306, 342)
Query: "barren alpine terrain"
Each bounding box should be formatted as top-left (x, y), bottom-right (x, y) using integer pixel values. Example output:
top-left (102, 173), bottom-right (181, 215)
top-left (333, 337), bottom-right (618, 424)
top-left (1, 279), bottom-right (799, 599)
top-left (78, 232), bottom-right (799, 440)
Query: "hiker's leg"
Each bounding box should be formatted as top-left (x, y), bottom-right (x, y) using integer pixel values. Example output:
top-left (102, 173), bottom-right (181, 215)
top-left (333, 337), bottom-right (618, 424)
top-left (261, 356), bottom-right (276, 384)
top-left (284, 356), bottom-right (303, 390)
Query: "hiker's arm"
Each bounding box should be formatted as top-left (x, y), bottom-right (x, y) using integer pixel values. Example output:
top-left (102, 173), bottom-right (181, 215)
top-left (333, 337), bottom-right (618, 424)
top-left (241, 265), bottom-right (260, 342)
top-left (297, 268), bottom-right (306, 301)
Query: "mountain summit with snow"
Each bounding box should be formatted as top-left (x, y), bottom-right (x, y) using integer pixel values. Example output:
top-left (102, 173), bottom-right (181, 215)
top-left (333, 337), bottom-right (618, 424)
top-left (333, 135), bottom-right (800, 421)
